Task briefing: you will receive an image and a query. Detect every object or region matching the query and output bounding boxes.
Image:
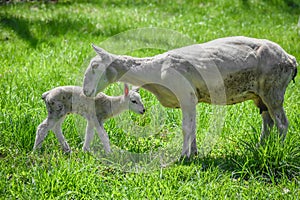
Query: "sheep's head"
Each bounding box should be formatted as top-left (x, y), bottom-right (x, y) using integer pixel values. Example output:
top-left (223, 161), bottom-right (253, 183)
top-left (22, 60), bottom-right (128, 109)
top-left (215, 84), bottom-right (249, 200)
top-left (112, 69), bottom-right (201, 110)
top-left (83, 45), bottom-right (117, 97)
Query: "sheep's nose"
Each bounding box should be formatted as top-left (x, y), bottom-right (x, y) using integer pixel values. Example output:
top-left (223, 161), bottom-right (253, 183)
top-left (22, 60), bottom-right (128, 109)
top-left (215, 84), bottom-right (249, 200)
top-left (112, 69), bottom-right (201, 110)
top-left (141, 108), bottom-right (145, 114)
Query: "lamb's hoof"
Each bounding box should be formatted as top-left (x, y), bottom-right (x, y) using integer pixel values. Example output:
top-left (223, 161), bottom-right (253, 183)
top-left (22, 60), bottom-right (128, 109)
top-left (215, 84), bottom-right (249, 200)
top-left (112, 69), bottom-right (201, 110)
top-left (63, 148), bottom-right (72, 154)
top-left (256, 139), bottom-right (266, 148)
top-left (82, 147), bottom-right (90, 152)
top-left (104, 146), bottom-right (112, 154)
top-left (106, 149), bottom-right (112, 154)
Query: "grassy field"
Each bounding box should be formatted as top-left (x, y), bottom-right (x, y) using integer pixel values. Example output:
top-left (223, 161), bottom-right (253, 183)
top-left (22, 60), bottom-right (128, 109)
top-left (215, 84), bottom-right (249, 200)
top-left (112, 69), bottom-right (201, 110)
top-left (1, 0), bottom-right (300, 199)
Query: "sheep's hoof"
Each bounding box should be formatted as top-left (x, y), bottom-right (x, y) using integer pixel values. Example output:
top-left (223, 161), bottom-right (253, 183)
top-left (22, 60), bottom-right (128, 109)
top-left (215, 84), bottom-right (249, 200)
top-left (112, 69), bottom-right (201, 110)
top-left (256, 142), bottom-right (262, 148)
top-left (178, 150), bottom-right (198, 163)
top-left (32, 147), bottom-right (42, 153)
top-left (178, 155), bottom-right (191, 163)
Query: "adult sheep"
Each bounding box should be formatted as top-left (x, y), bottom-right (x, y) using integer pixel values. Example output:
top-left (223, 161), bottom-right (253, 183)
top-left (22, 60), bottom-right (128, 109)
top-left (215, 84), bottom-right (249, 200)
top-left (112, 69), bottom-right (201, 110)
top-left (83, 36), bottom-right (298, 159)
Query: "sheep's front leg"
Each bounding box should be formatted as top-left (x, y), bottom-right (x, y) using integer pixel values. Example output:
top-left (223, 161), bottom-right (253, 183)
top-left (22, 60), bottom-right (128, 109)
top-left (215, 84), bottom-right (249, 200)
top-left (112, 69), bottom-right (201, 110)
top-left (52, 117), bottom-right (71, 153)
top-left (94, 120), bottom-right (111, 153)
top-left (181, 104), bottom-right (197, 159)
top-left (82, 120), bottom-right (95, 152)
top-left (33, 117), bottom-right (56, 150)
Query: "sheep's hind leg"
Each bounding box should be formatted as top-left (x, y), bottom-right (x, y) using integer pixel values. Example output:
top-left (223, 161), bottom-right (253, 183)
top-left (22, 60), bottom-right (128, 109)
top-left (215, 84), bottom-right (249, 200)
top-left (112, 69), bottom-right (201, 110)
top-left (268, 106), bottom-right (288, 141)
top-left (33, 118), bottom-right (56, 150)
top-left (260, 111), bottom-right (274, 143)
top-left (52, 117), bottom-right (71, 153)
top-left (260, 94), bottom-right (288, 142)
top-left (254, 98), bottom-right (274, 144)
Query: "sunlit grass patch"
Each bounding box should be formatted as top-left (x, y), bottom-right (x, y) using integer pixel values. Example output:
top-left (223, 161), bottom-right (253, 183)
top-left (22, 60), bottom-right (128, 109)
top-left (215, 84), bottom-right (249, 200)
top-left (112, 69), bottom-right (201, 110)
top-left (228, 128), bottom-right (300, 182)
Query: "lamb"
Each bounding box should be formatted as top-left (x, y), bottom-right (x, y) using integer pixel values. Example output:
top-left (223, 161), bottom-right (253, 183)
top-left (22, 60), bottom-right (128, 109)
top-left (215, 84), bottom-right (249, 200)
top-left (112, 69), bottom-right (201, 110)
top-left (82, 36), bottom-right (298, 159)
top-left (33, 84), bottom-right (145, 153)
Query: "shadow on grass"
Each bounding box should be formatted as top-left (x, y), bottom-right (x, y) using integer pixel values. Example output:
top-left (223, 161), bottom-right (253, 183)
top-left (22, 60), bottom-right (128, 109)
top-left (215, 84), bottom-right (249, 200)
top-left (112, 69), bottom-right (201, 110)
top-left (0, 5), bottom-right (129, 48)
top-left (178, 131), bottom-right (300, 183)
top-left (1, 0), bottom-right (299, 48)
top-left (0, 12), bottom-right (95, 48)
top-left (242, 0), bottom-right (300, 10)
top-left (0, 14), bottom-right (39, 47)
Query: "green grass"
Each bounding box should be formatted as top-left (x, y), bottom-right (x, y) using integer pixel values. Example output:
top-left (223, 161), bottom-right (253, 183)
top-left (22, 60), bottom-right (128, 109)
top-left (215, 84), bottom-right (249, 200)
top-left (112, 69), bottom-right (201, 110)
top-left (1, 0), bottom-right (300, 199)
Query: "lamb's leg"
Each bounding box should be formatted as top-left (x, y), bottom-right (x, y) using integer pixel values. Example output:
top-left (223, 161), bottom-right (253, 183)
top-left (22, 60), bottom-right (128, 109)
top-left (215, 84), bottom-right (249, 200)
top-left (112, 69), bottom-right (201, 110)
top-left (52, 117), bottom-right (71, 153)
top-left (82, 120), bottom-right (95, 152)
top-left (94, 119), bottom-right (111, 153)
top-left (181, 104), bottom-right (197, 159)
top-left (33, 117), bottom-right (56, 150)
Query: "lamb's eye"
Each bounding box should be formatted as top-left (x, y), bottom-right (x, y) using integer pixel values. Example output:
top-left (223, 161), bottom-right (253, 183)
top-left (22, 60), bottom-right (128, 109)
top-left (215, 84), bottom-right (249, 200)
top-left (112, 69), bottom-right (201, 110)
top-left (131, 100), bottom-right (137, 104)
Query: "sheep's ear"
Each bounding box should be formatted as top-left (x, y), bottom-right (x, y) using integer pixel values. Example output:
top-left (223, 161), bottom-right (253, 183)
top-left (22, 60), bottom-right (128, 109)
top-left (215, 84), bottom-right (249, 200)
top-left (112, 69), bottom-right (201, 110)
top-left (124, 84), bottom-right (129, 97)
top-left (92, 44), bottom-right (111, 61)
top-left (92, 44), bottom-right (106, 55)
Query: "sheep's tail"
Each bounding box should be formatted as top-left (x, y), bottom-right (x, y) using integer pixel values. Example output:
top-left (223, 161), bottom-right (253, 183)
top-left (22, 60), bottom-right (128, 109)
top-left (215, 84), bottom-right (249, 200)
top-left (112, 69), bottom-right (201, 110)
top-left (293, 67), bottom-right (298, 83)
top-left (41, 91), bottom-right (50, 101)
top-left (288, 55), bottom-right (298, 83)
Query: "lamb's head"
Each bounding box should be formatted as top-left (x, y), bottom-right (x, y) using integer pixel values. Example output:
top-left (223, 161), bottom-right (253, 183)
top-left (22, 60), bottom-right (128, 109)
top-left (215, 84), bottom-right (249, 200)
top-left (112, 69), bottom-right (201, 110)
top-left (124, 84), bottom-right (145, 115)
top-left (83, 45), bottom-right (117, 97)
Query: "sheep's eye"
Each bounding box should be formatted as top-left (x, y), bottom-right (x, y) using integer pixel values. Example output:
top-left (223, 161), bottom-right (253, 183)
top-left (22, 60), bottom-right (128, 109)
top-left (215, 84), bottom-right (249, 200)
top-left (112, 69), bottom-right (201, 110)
top-left (91, 62), bottom-right (98, 69)
top-left (131, 100), bottom-right (137, 104)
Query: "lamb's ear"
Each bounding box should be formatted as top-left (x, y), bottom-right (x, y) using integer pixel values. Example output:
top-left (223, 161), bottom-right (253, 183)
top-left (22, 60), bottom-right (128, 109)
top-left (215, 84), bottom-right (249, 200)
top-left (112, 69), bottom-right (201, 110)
top-left (41, 91), bottom-right (50, 100)
top-left (92, 44), bottom-right (111, 61)
top-left (132, 86), bottom-right (140, 93)
top-left (124, 84), bottom-right (129, 97)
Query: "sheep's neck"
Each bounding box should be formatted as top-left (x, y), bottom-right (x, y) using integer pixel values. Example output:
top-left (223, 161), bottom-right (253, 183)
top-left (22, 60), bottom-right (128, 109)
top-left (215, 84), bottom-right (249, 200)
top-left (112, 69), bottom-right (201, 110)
top-left (114, 55), bottom-right (158, 85)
